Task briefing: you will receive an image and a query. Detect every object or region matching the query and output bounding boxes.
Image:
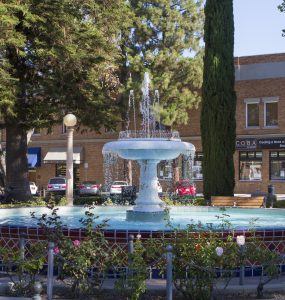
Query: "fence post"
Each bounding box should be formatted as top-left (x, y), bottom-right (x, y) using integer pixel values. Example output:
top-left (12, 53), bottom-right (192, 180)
top-left (47, 242), bottom-right (55, 300)
top-left (166, 245), bottom-right (173, 300)
top-left (32, 281), bottom-right (42, 300)
top-left (19, 233), bottom-right (26, 260)
top-left (239, 244), bottom-right (245, 285)
top-left (128, 234), bottom-right (134, 264)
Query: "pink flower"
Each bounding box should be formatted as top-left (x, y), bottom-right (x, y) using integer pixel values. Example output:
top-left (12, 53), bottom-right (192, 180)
top-left (73, 240), bottom-right (81, 247)
top-left (53, 246), bottom-right (60, 255)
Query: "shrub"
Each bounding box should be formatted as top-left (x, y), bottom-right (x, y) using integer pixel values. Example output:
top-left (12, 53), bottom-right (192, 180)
top-left (74, 195), bottom-right (103, 206)
top-left (275, 200), bottom-right (285, 208)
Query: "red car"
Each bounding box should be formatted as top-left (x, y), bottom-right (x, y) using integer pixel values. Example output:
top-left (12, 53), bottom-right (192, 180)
top-left (174, 180), bottom-right (196, 197)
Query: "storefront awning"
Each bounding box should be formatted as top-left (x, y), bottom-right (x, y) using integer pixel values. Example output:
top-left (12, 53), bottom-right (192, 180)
top-left (43, 147), bottom-right (83, 164)
top-left (27, 147), bottom-right (41, 168)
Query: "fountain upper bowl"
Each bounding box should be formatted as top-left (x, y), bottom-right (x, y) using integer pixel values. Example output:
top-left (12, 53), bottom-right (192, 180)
top-left (102, 139), bottom-right (195, 160)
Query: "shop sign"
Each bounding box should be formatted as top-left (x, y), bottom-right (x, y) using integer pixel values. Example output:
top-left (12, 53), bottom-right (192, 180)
top-left (236, 138), bottom-right (258, 149)
top-left (235, 137), bottom-right (285, 149)
top-left (257, 138), bottom-right (285, 149)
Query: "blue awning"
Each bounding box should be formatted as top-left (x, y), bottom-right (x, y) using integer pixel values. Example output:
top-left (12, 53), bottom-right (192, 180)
top-left (27, 147), bottom-right (41, 168)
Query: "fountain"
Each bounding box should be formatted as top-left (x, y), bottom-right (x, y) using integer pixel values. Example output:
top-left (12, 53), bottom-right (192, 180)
top-left (102, 73), bottom-right (195, 221)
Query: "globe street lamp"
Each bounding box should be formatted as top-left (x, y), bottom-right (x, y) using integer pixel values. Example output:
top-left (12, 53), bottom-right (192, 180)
top-left (63, 113), bottom-right (77, 206)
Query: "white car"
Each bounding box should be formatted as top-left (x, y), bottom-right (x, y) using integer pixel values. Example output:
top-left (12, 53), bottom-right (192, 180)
top-left (110, 181), bottom-right (129, 195)
top-left (47, 177), bottom-right (66, 195)
top-left (30, 182), bottom-right (38, 195)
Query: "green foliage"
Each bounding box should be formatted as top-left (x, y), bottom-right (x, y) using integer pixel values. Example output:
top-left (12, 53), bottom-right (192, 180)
top-left (115, 236), bottom-right (148, 300)
top-left (31, 205), bottom-right (113, 298)
top-left (168, 223), bottom-right (239, 300)
top-left (244, 233), bottom-right (284, 299)
top-left (201, 0), bottom-right (236, 199)
top-left (74, 195), bottom-right (103, 206)
top-left (118, 0), bottom-right (204, 127)
top-left (193, 197), bottom-right (209, 206)
top-left (162, 195), bottom-right (208, 206)
top-left (0, 242), bottom-right (46, 297)
top-left (0, 0), bottom-right (130, 201)
top-left (0, 197), bottom-right (46, 208)
top-left (275, 200), bottom-right (285, 208)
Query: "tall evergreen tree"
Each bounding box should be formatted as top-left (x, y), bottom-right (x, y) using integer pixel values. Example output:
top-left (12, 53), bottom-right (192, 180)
top-left (115, 0), bottom-right (204, 184)
top-left (118, 0), bottom-right (204, 128)
top-left (0, 0), bottom-right (129, 201)
top-left (200, 0), bottom-right (236, 199)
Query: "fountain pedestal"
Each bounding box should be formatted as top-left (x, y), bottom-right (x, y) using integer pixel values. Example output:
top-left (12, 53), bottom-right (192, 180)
top-left (103, 138), bottom-right (195, 223)
top-left (127, 159), bottom-right (166, 222)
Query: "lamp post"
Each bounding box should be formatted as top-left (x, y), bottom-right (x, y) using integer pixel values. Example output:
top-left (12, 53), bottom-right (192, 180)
top-left (63, 113), bottom-right (77, 206)
top-left (236, 235), bottom-right (246, 285)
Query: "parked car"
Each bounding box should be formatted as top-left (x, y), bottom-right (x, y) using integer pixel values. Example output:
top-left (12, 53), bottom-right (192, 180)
top-left (174, 180), bottom-right (196, 197)
top-left (29, 182), bottom-right (38, 196)
top-left (47, 177), bottom-right (66, 194)
top-left (78, 181), bottom-right (101, 196)
top-left (110, 181), bottom-right (129, 195)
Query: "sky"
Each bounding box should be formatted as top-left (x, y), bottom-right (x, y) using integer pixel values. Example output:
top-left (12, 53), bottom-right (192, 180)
top-left (233, 0), bottom-right (285, 57)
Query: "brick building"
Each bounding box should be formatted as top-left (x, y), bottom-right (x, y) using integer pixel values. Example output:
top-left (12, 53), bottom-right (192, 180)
top-left (2, 53), bottom-right (285, 194)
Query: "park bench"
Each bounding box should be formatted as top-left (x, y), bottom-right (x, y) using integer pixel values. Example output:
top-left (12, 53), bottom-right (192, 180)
top-left (211, 196), bottom-right (265, 208)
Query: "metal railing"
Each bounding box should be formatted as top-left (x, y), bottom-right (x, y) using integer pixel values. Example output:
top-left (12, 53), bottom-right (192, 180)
top-left (118, 130), bottom-right (180, 140)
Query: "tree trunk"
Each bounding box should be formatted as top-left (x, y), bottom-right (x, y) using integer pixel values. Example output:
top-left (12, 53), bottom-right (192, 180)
top-left (6, 124), bottom-right (32, 201)
top-left (0, 142), bottom-right (6, 188)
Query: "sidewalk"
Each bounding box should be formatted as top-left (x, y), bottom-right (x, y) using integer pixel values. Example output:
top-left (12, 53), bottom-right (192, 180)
top-left (1, 275), bottom-right (285, 299)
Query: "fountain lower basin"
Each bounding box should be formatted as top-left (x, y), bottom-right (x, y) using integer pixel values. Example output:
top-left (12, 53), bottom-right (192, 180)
top-left (1, 206), bottom-right (285, 230)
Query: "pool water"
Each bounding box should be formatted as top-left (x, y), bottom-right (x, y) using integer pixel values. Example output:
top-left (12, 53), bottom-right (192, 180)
top-left (0, 206), bottom-right (285, 231)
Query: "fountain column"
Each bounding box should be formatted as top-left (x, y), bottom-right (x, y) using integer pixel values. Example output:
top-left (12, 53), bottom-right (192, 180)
top-left (134, 159), bottom-right (164, 211)
top-left (127, 158), bottom-right (166, 221)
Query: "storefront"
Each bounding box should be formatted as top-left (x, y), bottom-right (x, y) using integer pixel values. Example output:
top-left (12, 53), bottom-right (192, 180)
top-left (235, 137), bottom-right (285, 193)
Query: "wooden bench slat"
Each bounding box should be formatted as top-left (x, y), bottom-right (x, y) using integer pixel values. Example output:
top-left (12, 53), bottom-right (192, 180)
top-left (211, 196), bottom-right (264, 208)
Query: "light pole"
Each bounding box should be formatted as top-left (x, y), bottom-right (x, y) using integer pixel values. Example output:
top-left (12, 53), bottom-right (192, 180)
top-left (63, 113), bottom-right (77, 206)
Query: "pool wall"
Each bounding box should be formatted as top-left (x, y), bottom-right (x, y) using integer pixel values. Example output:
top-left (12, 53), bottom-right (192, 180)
top-left (0, 225), bottom-right (284, 278)
top-left (1, 225), bottom-right (284, 247)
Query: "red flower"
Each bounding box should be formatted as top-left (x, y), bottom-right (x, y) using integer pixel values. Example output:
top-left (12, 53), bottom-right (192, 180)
top-left (53, 246), bottom-right (60, 255)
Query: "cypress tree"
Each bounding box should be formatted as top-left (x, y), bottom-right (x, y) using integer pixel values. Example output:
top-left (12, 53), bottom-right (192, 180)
top-left (201, 0), bottom-right (236, 200)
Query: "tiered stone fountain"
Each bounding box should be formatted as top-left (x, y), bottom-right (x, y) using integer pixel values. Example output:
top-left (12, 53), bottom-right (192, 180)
top-left (102, 73), bottom-right (195, 221)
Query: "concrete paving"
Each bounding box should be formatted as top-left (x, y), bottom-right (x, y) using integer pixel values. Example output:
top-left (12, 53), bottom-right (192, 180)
top-left (1, 274), bottom-right (285, 299)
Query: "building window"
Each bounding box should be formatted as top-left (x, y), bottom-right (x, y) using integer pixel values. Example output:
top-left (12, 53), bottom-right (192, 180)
top-left (56, 164), bottom-right (66, 177)
top-left (193, 152), bottom-right (203, 180)
top-left (263, 97), bottom-right (278, 127)
top-left (239, 151), bottom-right (262, 181)
top-left (55, 164), bottom-right (80, 186)
top-left (61, 122), bottom-right (67, 134)
top-left (270, 151), bottom-right (285, 180)
top-left (158, 160), bottom-right (173, 180)
top-left (245, 98), bottom-right (260, 128)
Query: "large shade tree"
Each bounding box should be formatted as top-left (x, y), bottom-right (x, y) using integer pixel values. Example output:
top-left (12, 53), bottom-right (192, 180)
top-left (0, 0), bottom-right (130, 201)
top-left (200, 0), bottom-right (236, 200)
